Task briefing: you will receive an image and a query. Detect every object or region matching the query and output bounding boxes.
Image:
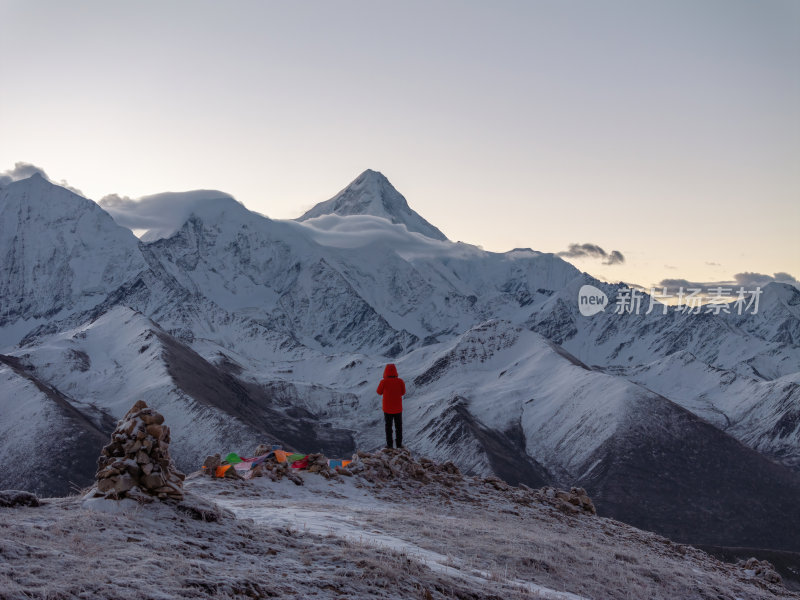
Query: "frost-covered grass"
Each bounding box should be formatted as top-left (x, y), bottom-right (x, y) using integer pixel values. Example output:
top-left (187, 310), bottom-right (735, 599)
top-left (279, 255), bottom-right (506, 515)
top-left (0, 470), bottom-right (794, 600)
top-left (0, 488), bottom-right (544, 600)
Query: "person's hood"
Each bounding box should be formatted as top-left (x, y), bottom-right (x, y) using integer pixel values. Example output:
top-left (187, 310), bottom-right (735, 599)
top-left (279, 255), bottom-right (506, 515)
top-left (383, 363), bottom-right (398, 378)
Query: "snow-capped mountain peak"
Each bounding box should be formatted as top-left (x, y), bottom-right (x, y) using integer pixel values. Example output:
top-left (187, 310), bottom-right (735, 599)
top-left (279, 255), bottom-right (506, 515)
top-left (297, 169), bottom-right (448, 241)
top-left (759, 282), bottom-right (800, 315)
top-left (0, 175), bottom-right (147, 346)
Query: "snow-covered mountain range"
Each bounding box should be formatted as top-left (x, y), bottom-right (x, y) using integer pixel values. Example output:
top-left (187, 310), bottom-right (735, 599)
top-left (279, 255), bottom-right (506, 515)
top-left (1, 169), bottom-right (798, 553)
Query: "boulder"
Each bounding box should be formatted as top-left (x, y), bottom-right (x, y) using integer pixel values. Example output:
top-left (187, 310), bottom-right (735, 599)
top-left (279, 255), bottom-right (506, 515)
top-left (0, 490), bottom-right (41, 508)
top-left (141, 472), bottom-right (166, 489)
top-left (146, 424), bottom-right (164, 440)
top-left (139, 411), bottom-right (165, 426)
top-left (114, 474), bottom-right (135, 494)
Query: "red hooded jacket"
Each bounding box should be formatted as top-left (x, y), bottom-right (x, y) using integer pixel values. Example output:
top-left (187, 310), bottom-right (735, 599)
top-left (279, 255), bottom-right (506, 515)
top-left (377, 363), bottom-right (405, 414)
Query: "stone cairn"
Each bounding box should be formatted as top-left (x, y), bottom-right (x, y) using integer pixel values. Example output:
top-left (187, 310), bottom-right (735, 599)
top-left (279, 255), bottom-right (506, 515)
top-left (90, 400), bottom-right (185, 502)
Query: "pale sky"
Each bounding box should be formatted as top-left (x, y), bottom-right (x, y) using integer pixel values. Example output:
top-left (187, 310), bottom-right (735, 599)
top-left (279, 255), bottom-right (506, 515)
top-left (1, 0), bottom-right (798, 290)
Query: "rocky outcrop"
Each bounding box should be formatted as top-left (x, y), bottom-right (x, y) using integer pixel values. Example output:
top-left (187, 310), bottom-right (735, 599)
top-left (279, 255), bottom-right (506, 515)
top-left (538, 486), bottom-right (597, 515)
top-left (0, 490), bottom-right (41, 508)
top-left (345, 448), bottom-right (463, 488)
top-left (339, 448), bottom-right (597, 516)
top-left (738, 557), bottom-right (782, 586)
top-left (89, 401), bottom-right (185, 502)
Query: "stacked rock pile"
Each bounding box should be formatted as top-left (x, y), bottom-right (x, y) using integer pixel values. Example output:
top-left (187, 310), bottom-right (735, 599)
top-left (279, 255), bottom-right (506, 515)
top-left (249, 456), bottom-right (304, 486)
top-left (302, 453), bottom-right (335, 478)
top-left (90, 400), bottom-right (185, 502)
top-left (201, 454), bottom-right (241, 479)
top-left (343, 448), bottom-right (463, 488)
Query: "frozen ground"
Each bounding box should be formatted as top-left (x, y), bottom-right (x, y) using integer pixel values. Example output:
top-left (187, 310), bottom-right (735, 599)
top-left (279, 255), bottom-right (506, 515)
top-left (1, 457), bottom-right (795, 600)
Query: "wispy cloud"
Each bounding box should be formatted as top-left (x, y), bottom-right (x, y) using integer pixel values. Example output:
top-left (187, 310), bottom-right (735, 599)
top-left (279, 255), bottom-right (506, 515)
top-left (656, 272), bottom-right (799, 292)
top-left (292, 213), bottom-right (478, 260)
top-left (0, 162), bottom-right (83, 195)
top-left (734, 271), bottom-right (799, 288)
top-left (558, 242), bottom-right (625, 265)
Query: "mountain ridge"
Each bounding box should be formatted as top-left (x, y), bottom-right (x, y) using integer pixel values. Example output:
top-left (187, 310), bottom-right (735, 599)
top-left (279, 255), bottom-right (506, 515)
top-left (1, 171), bottom-right (798, 558)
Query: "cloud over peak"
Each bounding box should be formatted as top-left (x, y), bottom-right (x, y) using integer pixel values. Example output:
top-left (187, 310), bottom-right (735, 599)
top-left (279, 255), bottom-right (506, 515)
top-left (98, 190), bottom-right (237, 240)
top-left (558, 242), bottom-right (625, 265)
top-left (0, 162), bottom-right (84, 196)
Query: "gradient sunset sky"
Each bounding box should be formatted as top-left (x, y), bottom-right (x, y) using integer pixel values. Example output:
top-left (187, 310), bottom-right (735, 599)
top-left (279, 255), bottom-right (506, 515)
top-left (1, 1), bottom-right (797, 290)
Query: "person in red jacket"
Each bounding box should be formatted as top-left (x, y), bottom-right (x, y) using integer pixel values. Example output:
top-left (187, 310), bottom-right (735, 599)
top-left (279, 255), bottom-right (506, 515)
top-left (377, 363), bottom-right (405, 449)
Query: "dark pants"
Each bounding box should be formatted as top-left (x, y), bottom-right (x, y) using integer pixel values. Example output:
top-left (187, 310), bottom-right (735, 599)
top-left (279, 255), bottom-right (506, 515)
top-left (384, 412), bottom-right (402, 448)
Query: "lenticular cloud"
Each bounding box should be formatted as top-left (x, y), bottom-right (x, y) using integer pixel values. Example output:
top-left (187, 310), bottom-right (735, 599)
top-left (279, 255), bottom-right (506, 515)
top-left (99, 190), bottom-right (235, 239)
